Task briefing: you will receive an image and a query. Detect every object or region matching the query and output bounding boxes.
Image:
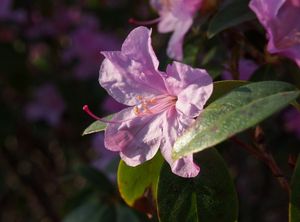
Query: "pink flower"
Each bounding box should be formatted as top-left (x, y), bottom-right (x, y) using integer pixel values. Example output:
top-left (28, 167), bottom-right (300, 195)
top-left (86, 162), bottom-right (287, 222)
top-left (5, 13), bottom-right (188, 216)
top-left (283, 108), bottom-right (300, 138)
top-left (222, 58), bottom-right (258, 80)
top-left (25, 84), bottom-right (65, 126)
top-left (0, 0), bottom-right (26, 23)
top-left (91, 134), bottom-right (117, 169)
top-left (151, 0), bottom-right (203, 61)
top-left (249, 0), bottom-right (300, 67)
top-left (63, 16), bottom-right (120, 80)
top-left (99, 26), bottom-right (213, 177)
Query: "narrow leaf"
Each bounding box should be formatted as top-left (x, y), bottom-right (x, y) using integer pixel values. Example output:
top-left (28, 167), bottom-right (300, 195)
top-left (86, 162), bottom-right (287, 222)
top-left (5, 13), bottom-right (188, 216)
top-left (82, 114), bottom-right (113, 135)
top-left (157, 148), bottom-right (238, 222)
top-left (173, 81), bottom-right (300, 159)
top-left (208, 80), bottom-right (247, 104)
top-left (207, 0), bottom-right (256, 38)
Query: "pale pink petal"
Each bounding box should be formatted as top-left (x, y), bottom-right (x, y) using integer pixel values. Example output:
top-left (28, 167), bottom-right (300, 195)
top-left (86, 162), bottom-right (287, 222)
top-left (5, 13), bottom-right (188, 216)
top-left (99, 27), bottom-right (167, 106)
top-left (249, 0), bottom-right (285, 24)
top-left (164, 62), bottom-right (213, 117)
top-left (104, 107), bottom-right (163, 166)
top-left (160, 108), bottom-right (200, 178)
top-left (166, 19), bottom-right (192, 61)
top-left (121, 26), bottom-right (159, 70)
top-left (250, 0), bottom-right (300, 67)
top-left (152, 0), bottom-right (202, 60)
top-left (158, 13), bottom-right (178, 33)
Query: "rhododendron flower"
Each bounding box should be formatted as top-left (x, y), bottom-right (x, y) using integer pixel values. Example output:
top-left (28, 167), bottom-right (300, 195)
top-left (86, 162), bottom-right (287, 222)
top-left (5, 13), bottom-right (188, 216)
top-left (150, 0), bottom-right (203, 61)
top-left (283, 108), bottom-right (300, 138)
top-left (25, 84), bottom-right (65, 126)
top-left (0, 0), bottom-right (25, 23)
top-left (63, 16), bottom-right (120, 80)
top-left (222, 58), bottom-right (258, 80)
top-left (249, 0), bottom-right (300, 67)
top-left (98, 26), bottom-right (213, 177)
top-left (91, 133), bottom-right (118, 181)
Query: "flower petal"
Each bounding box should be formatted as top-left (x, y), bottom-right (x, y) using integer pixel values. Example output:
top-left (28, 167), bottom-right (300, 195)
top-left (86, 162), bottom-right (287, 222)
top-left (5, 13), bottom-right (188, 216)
top-left (121, 26), bottom-right (159, 71)
top-left (166, 18), bottom-right (192, 61)
top-left (165, 62), bottom-right (213, 118)
top-left (99, 27), bottom-right (167, 106)
top-left (249, 0), bottom-right (285, 24)
top-left (160, 107), bottom-right (200, 178)
top-left (104, 107), bottom-right (163, 166)
top-left (250, 0), bottom-right (300, 67)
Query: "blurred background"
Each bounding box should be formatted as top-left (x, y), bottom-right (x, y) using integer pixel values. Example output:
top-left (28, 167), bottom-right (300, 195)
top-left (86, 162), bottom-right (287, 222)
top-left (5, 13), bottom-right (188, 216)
top-left (0, 0), bottom-right (300, 221)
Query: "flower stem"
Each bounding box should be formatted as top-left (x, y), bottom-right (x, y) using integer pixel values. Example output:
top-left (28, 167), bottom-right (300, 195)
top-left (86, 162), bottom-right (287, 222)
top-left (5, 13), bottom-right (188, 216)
top-left (230, 136), bottom-right (291, 195)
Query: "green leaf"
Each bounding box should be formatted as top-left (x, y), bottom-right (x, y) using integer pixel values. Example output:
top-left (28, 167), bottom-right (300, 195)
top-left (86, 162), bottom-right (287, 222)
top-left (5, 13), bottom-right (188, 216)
top-left (208, 80), bottom-right (248, 104)
top-left (207, 0), bottom-right (256, 38)
top-left (173, 81), bottom-right (300, 159)
top-left (117, 153), bottom-right (164, 206)
top-left (157, 148), bottom-right (238, 222)
top-left (183, 43), bottom-right (199, 66)
top-left (290, 155), bottom-right (300, 222)
top-left (78, 166), bottom-right (114, 194)
top-left (63, 202), bottom-right (114, 222)
top-left (116, 205), bottom-right (142, 222)
top-left (82, 115), bottom-right (113, 135)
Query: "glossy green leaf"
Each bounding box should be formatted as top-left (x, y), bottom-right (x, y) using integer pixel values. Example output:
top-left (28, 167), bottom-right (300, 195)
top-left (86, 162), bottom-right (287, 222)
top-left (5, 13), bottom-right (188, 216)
top-left (208, 80), bottom-right (247, 104)
top-left (290, 155), bottom-right (300, 222)
top-left (207, 0), bottom-right (256, 38)
top-left (173, 81), bottom-right (300, 159)
top-left (117, 153), bottom-right (164, 206)
top-left (82, 115), bottom-right (113, 135)
top-left (157, 148), bottom-right (238, 222)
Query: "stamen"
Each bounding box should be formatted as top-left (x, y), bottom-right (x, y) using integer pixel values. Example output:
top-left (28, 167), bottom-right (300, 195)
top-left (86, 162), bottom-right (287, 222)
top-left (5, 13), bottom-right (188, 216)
top-left (128, 17), bottom-right (161, 26)
top-left (133, 106), bottom-right (140, 115)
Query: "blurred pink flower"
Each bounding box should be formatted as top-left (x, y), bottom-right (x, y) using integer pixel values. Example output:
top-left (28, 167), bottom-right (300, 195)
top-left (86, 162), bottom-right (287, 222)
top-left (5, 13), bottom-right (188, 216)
top-left (63, 16), bottom-right (120, 80)
top-left (99, 26), bottom-right (213, 177)
top-left (91, 133), bottom-right (118, 180)
top-left (222, 58), bottom-right (258, 80)
top-left (151, 0), bottom-right (203, 61)
top-left (0, 0), bottom-right (26, 23)
top-left (249, 0), bottom-right (300, 67)
top-left (283, 108), bottom-right (300, 138)
top-left (25, 84), bottom-right (65, 126)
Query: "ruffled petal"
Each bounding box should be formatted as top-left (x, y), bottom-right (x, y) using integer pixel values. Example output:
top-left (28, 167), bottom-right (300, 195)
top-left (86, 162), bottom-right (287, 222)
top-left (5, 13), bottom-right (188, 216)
top-left (104, 107), bottom-right (163, 166)
top-left (99, 27), bottom-right (167, 106)
top-left (160, 107), bottom-right (200, 178)
top-left (250, 0), bottom-right (300, 67)
top-left (165, 62), bottom-right (213, 118)
top-left (121, 26), bottom-right (159, 71)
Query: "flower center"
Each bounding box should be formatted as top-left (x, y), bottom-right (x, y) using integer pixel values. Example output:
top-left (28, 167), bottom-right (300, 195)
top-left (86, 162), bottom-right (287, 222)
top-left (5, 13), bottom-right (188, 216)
top-left (133, 95), bottom-right (177, 117)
